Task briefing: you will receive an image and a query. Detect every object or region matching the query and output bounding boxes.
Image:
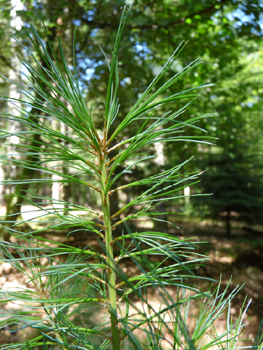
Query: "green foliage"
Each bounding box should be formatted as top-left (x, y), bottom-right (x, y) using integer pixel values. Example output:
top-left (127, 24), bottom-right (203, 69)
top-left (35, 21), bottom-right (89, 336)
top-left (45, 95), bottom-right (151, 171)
top-left (191, 43), bottom-right (263, 235)
top-left (0, 6), bottom-right (258, 350)
top-left (1, 0), bottom-right (263, 231)
top-left (192, 150), bottom-right (263, 236)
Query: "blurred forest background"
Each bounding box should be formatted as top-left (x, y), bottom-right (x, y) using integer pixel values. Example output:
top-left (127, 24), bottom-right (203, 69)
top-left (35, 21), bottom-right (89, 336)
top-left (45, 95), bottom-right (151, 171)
top-left (1, 0), bottom-right (263, 235)
top-left (1, 0), bottom-right (263, 342)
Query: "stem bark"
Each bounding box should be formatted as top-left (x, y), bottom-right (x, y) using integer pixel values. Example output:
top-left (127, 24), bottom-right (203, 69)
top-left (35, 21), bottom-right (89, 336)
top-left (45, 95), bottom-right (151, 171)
top-left (100, 156), bottom-right (120, 350)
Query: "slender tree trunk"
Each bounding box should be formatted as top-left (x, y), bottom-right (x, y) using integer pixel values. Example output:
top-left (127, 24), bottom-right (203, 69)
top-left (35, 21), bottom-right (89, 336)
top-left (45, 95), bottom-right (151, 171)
top-left (154, 140), bottom-right (168, 232)
top-left (4, 26), bottom-right (57, 237)
top-left (4, 1), bottom-right (24, 239)
top-left (62, 112), bottom-right (70, 215)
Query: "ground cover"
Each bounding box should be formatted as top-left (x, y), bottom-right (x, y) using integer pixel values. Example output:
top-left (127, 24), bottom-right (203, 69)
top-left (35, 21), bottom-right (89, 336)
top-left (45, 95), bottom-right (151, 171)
top-left (1, 217), bottom-right (262, 347)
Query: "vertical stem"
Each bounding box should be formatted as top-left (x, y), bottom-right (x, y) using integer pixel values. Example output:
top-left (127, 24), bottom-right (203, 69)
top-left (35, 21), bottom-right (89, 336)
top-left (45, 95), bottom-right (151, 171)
top-left (99, 156), bottom-right (120, 350)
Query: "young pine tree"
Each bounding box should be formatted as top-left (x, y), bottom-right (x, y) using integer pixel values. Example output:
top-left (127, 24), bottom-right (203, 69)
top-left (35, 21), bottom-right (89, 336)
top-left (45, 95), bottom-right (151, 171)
top-left (0, 6), bottom-right (253, 350)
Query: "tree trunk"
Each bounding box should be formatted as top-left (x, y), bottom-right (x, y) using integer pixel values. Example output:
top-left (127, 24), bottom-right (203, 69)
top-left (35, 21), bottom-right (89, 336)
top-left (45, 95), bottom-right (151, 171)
top-left (4, 26), bottom-right (57, 238)
top-left (3, 1), bottom-right (24, 240)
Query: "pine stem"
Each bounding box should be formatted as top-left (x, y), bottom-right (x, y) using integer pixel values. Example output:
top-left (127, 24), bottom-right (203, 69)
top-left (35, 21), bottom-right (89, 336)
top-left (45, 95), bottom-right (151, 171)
top-left (99, 156), bottom-right (120, 350)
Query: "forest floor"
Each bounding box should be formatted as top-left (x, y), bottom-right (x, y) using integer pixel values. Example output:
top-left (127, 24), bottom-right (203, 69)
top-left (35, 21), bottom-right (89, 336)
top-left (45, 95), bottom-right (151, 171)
top-left (0, 211), bottom-right (263, 347)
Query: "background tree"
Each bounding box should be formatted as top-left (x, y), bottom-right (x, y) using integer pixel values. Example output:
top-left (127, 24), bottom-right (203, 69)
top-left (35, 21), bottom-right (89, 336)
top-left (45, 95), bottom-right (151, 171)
top-left (192, 41), bottom-right (263, 236)
top-left (0, 0), bottom-right (263, 235)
